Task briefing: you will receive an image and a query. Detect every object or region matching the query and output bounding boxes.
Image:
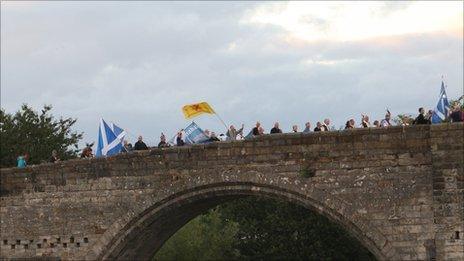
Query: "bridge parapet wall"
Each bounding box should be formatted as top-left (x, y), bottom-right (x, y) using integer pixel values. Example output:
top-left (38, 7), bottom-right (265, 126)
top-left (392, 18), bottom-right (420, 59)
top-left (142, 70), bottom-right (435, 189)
top-left (1, 125), bottom-right (437, 196)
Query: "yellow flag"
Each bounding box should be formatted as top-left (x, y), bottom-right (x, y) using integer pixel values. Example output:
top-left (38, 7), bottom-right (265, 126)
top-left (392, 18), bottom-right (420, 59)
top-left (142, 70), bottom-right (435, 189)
top-left (182, 102), bottom-right (215, 119)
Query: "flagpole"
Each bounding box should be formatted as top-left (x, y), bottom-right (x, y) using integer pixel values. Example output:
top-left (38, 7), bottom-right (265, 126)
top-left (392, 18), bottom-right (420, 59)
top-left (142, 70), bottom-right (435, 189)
top-left (214, 112), bottom-right (229, 131)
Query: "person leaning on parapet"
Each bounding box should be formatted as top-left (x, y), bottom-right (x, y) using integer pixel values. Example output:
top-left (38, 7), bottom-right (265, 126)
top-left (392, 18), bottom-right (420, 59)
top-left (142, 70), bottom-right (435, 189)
top-left (226, 124), bottom-right (244, 141)
top-left (81, 143), bottom-right (94, 158)
top-left (252, 122), bottom-right (262, 136)
top-left (345, 119), bottom-right (355, 129)
top-left (292, 125), bottom-right (298, 133)
top-left (209, 132), bottom-right (221, 142)
top-left (303, 122), bottom-right (311, 133)
top-left (449, 103), bottom-right (464, 123)
top-left (158, 133), bottom-right (170, 148)
top-left (121, 140), bottom-right (133, 153)
top-left (17, 153), bottom-right (28, 168)
top-left (373, 120), bottom-right (381, 127)
top-left (176, 131), bottom-right (185, 146)
top-left (314, 122), bottom-right (324, 132)
top-left (270, 122), bottom-right (282, 134)
top-left (361, 114), bottom-right (371, 128)
top-left (134, 136), bottom-right (149, 150)
top-left (426, 110), bottom-right (433, 123)
top-left (49, 150), bottom-right (60, 163)
top-left (204, 129), bottom-right (211, 139)
top-left (322, 118), bottom-right (331, 131)
top-left (413, 107), bottom-right (430, 125)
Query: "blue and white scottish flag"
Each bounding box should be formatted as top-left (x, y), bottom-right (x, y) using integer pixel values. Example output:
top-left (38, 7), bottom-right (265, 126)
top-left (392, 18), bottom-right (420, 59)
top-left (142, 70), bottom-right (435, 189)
top-left (244, 130), bottom-right (254, 140)
top-left (96, 119), bottom-right (126, 157)
top-left (110, 122), bottom-right (126, 143)
top-left (431, 81), bottom-right (450, 124)
top-left (184, 122), bottom-right (209, 144)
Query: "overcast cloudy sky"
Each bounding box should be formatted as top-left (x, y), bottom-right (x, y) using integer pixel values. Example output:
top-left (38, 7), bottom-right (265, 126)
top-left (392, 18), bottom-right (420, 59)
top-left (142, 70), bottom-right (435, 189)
top-left (1, 1), bottom-right (463, 146)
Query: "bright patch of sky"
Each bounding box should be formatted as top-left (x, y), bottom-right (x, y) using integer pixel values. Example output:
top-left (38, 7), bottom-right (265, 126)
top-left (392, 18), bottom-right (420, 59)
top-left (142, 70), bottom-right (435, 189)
top-left (244, 2), bottom-right (462, 41)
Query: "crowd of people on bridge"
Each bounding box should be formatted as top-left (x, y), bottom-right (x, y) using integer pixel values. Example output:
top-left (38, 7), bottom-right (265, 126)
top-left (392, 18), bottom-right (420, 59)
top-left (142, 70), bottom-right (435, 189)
top-left (15, 103), bottom-right (464, 168)
top-left (89, 104), bottom-right (464, 154)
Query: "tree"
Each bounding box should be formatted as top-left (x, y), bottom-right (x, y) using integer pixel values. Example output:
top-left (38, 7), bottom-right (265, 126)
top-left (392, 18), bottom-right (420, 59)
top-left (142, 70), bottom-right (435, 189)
top-left (393, 114), bottom-right (414, 126)
top-left (219, 197), bottom-right (375, 260)
top-left (0, 104), bottom-right (83, 167)
top-left (155, 197), bottom-right (376, 260)
top-left (449, 96), bottom-right (464, 110)
top-left (153, 208), bottom-right (240, 260)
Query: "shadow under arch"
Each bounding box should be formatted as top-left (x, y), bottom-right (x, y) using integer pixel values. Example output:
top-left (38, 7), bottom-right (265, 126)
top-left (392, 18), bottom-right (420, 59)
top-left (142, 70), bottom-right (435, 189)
top-left (89, 182), bottom-right (397, 261)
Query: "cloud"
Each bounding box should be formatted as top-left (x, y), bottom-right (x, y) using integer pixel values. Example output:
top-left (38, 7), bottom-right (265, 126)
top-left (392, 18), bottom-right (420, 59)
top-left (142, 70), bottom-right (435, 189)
top-left (1, 2), bottom-right (462, 146)
top-left (243, 1), bottom-right (463, 41)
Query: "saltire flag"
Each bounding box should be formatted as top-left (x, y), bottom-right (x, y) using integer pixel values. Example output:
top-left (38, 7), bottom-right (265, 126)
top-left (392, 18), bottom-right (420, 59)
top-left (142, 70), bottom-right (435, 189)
top-left (431, 81), bottom-right (450, 124)
top-left (168, 134), bottom-right (177, 146)
top-left (182, 102), bottom-right (215, 119)
top-left (244, 130), bottom-right (254, 140)
top-left (111, 122), bottom-right (126, 143)
top-left (184, 122), bottom-right (210, 144)
top-left (96, 119), bottom-right (126, 157)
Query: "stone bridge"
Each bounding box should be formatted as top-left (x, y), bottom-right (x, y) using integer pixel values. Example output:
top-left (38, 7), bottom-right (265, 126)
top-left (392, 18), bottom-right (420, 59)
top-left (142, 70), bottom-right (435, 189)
top-left (1, 124), bottom-right (463, 260)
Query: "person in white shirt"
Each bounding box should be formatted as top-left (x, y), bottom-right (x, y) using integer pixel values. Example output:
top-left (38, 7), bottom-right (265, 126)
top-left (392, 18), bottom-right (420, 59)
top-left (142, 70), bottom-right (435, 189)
top-left (381, 112), bottom-right (392, 127)
top-left (361, 114), bottom-right (371, 128)
top-left (322, 118), bottom-right (331, 131)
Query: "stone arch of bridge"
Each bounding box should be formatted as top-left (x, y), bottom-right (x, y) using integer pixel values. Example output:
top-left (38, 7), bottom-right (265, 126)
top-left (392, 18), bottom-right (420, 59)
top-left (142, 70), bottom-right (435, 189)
top-left (86, 182), bottom-right (398, 261)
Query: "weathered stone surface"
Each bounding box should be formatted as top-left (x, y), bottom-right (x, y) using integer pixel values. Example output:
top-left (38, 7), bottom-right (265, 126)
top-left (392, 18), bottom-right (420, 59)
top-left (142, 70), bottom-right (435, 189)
top-left (0, 124), bottom-right (463, 260)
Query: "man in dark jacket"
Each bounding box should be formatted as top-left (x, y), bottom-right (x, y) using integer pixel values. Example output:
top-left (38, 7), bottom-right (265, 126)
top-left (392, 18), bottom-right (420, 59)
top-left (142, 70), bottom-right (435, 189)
top-left (413, 107), bottom-right (430, 124)
top-left (158, 133), bottom-right (170, 148)
top-left (134, 136), bottom-right (149, 150)
top-left (270, 122), bottom-right (282, 134)
top-left (176, 131), bottom-right (185, 146)
top-left (208, 132), bottom-right (221, 142)
top-left (314, 122), bottom-right (324, 131)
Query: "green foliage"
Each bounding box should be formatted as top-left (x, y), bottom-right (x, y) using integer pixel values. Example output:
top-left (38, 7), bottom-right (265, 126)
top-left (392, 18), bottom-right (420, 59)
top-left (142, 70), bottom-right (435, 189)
top-left (449, 97), bottom-right (464, 110)
top-left (154, 208), bottom-right (239, 260)
top-left (0, 104), bottom-right (83, 167)
top-left (393, 114), bottom-right (414, 126)
top-left (300, 167), bottom-right (315, 178)
top-left (155, 197), bottom-right (376, 260)
top-left (220, 197), bottom-right (375, 260)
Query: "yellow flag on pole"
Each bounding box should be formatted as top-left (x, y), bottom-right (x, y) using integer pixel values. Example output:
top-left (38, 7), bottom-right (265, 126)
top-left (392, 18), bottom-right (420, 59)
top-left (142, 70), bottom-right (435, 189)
top-left (182, 102), bottom-right (215, 119)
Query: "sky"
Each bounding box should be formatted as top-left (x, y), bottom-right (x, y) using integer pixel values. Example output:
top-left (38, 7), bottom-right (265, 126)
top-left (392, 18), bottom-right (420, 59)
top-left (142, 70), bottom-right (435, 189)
top-left (1, 1), bottom-right (463, 147)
